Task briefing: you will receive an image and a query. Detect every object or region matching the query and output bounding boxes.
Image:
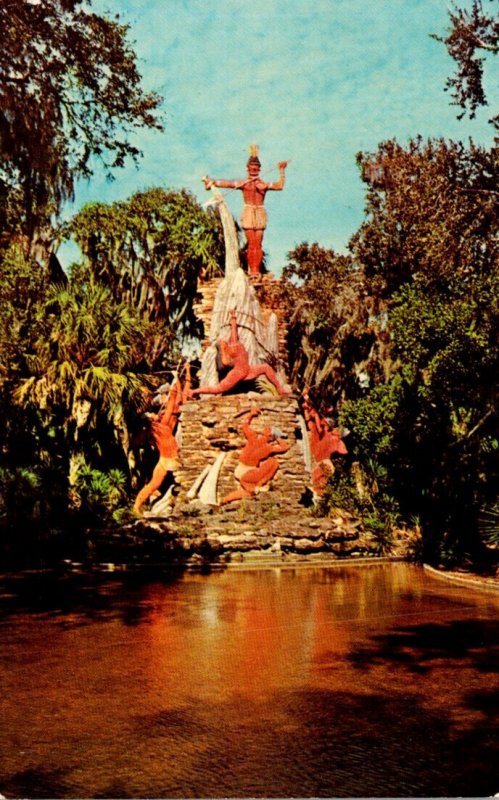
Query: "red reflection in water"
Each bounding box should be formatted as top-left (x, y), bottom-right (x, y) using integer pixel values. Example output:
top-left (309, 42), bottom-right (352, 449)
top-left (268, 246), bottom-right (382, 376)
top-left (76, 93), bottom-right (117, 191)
top-left (0, 564), bottom-right (497, 798)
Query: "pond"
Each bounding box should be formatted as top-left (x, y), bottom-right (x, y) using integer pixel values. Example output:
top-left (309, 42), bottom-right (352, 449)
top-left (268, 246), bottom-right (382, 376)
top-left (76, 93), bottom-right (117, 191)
top-left (0, 562), bottom-right (497, 798)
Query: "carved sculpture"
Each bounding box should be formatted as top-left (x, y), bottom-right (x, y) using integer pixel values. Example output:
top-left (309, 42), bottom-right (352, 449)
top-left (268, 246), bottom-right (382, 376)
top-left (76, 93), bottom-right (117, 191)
top-left (221, 407), bottom-right (289, 505)
top-left (192, 310), bottom-right (289, 397)
top-left (203, 145), bottom-right (288, 275)
top-left (186, 451), bottom-right (227, 506)
top-left (149, 484), bottom-right (175, 517)
top-left (133, 365), bottom-right (190, 514)
top-left (302, 390), bottom-right (347, 498)
top-left (198, 266), bottom-right (283, 389)
top-left (205, 187), bottom-right (240, 277)
top-left (130, 145), bottom-right (355, 528)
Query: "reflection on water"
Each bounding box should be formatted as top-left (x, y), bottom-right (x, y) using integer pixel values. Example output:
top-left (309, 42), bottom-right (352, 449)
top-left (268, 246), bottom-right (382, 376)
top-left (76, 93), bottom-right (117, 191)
top-left (0, 564), bottom-right (497, 798)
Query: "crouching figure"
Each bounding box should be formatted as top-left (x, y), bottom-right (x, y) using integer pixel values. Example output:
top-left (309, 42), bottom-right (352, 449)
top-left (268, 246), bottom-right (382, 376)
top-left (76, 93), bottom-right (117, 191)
top-left (221, 406), bottom-right (289, 505)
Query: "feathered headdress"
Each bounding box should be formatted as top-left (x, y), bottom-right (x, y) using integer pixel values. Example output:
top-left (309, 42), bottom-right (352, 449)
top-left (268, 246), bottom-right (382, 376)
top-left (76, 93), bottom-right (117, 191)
top-left (247, 143), bottom-right (261, 167)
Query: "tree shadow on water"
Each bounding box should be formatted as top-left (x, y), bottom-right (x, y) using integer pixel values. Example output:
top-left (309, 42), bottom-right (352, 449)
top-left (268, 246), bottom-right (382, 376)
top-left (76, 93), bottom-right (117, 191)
top-left (346, 618), bottom-right (499, 674)
top-left (1, 766), bottom-right (74, 799)
top-left (308, 618), bottom-right (499, 797)
top-left (0, 567), bottom-right (186, 627)
top-left (2, 686), bottom-right (497, 798)
top-left (122, 687), bottom-right (498, 798)
top-left (211, 688), bottom-right (497, 797)
top-left (168, 620), bottom-right (498, 798)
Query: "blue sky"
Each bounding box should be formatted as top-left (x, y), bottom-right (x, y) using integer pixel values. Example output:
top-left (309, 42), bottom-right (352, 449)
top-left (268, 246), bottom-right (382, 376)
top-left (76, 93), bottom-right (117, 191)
top-left (60, 0), bottom-right (497, 274)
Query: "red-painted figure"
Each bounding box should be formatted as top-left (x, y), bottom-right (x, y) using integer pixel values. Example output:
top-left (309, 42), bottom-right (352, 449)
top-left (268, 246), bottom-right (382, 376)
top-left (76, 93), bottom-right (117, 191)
top-left (221, 407), bottom-right (289, 505)
top-left (302, 389), bottom-right (347, 497)
top-left (133, 365), bottom-right (191, 514)
top-left (191, 310), bottom-right (289, 397)
top-left (203, 145), bottom-right (288, 275)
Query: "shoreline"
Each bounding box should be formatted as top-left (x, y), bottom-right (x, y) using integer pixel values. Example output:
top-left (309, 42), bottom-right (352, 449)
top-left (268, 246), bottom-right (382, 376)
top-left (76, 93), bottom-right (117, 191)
top-left (1, 555), bottom-right (497, 593)
top-left (423, 562), bottom-right (499, 592)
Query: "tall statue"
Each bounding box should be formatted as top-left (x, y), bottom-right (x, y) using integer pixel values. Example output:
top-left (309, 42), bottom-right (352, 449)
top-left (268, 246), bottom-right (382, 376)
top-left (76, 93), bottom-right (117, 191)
top-left (203, 145), bottom-right (288, 275)
top-left (221, 407), bottom-right (289, 505)
top-left (133, 365), bottom-right (190, 514)
top-left (302, 389), bottom-right (348, 498)
top-left (191, 310), bottom-right (289, 397)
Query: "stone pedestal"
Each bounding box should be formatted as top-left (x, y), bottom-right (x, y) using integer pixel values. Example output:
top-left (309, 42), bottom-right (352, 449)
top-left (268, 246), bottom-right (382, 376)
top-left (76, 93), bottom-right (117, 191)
top-left (176, 393), bottom-right (307, 512)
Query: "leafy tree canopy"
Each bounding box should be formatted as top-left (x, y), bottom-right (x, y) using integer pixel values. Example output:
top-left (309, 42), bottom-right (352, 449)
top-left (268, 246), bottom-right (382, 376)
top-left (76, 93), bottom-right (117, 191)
top-left (0, 245), bottom-right (46, 393)
top-left (283, 243), bottom-right (371, 405)
top-left (69, 187), bottom-right (225, 368)
top-left (286, 137), bottom-right (498, 560)
top-left (353, 137), bottom-right (498, 297)
top-left (0, 0), bottom-right (162, 240)
top-left (0, 242), bottom-right (156, 542)
top-left (17, 281), bottom-right (151, 419)
top-left (14, 279), bottom-right (156, 490)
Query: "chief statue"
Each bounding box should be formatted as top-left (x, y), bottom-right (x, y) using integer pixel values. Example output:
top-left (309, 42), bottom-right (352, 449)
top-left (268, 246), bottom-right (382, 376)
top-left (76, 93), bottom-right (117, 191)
top-left (203, 145), bottom-right (288, 275)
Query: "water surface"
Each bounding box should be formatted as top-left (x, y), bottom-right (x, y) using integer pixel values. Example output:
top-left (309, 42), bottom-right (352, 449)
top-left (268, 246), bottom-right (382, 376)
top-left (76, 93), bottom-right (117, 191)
top-left (0, 563), bottom-right (497, 797)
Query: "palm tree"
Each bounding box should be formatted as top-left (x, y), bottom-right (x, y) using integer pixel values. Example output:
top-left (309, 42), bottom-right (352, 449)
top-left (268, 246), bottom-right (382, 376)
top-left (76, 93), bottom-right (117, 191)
top-left (16, 281), bottom-right (153, 494)
top-left (69, 188), bottom-right (225, 368)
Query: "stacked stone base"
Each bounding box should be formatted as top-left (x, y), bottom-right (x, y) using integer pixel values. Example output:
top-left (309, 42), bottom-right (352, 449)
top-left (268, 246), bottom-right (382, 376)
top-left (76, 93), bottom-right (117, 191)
top-left (175, 393), bottom-right (307, 512)
top-left (91, 512), bottom-right (406, 569)
top-left (110, 392), bottom-right (416, 566)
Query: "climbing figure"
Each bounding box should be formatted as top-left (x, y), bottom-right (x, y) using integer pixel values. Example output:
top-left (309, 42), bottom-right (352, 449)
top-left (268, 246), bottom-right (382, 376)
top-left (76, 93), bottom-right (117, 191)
top-left (302, 389), bottom-right (347, 498)
top-left (203, 145), bottom-right (288, 275)
top-left (133, 364), bottom-right (191, 514)
top-left (191, 310), bottom-right (289, 397)
top-left (221, 406), bottom-right (289, 505)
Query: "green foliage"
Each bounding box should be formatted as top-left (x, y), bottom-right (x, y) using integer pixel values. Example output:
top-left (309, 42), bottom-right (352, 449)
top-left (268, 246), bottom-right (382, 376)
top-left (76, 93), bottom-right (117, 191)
top-left (15, 281), bottom-right (151, 420)
top-left (0, 0), bottom-right (162, 238)
top-left (176, 523), bottom-right (195, 537)
top-left (285, 244), bottom-right (358, 343)
top-left (0, 456), bottom-right (70, 564)
top-left (0, 270), bottom-right (156, 526)
top-left (313, 468), bottom-right (360, 518)
top-left (362, 512), bottom-right (395, 555)
top-left (0, 247), bottom-right (64, 546)
top-left (290, 137), bottom-right (498, 564)
top-left (479, 502), bottom-right (499, 546)
top-left (0, 190), bottom-right (222, 547)
top-left (0, 465), bottom-right (41, 519)
top-left (0, 245), bottom-right (45, 390)
top-left (73, 464), bottom-right (129, 526)
top-left (314, 461), bottom-right (400, 554)
top-left (284, 242), bottom-right (371, 404)
top-left (340, 373), bottom-right (411, 460)
top-left (69, 188), bottom-right (224, 367)
top-left (255, 495), bottom-right (281, 521)
top-left (232, 498), bottom-right (254, 523)
top-left (284, 242), bottom-right (353, 285)
top-left (0, 184), bottom-right (25, 242)
top-left (353, 138), bottom-right (497, 297)
top-left (391, 282), bottom-right (497, 421)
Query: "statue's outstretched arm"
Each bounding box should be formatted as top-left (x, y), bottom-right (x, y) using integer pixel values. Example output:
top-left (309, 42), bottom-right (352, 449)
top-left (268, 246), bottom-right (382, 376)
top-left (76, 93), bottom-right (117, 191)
top-left (242, 406), bottom-right (261, 440)
top-left (203, 176), bottom-right (242, 190)
top-left (158, 375), bottom-right (182, 428)
top-left (268, 161), bottom-right (288, 191)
